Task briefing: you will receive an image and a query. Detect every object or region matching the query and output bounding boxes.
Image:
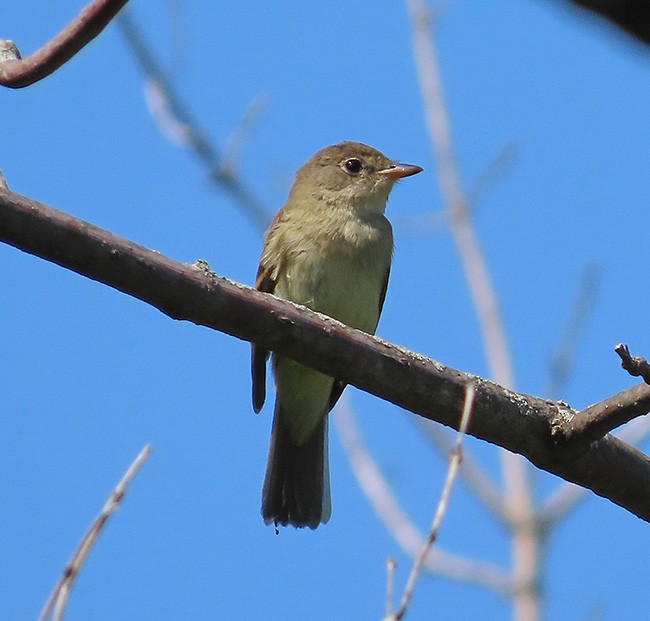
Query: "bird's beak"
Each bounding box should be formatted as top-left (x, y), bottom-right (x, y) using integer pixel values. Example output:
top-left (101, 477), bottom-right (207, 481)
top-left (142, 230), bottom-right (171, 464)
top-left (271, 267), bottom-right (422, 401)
top-left (377, 162), bottom-right (423, 180)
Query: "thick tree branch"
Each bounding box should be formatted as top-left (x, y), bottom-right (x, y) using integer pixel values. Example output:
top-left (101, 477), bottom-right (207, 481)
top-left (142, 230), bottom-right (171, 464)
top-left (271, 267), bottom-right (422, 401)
top-left (3, 186), bottom-right (650, 521)
top-left (0, 0), bottom-right (129, 88)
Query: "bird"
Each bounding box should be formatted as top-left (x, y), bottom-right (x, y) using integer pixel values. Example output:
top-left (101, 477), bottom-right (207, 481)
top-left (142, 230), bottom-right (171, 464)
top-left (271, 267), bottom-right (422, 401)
top-left (252, 141), bottom-right (422, 529)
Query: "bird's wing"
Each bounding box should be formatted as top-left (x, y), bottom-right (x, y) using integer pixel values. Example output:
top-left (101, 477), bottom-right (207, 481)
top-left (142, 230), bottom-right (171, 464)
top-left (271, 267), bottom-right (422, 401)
top-left (327, 265), bottom-right (391, 413)
top-left (251, 263), bottom-right (276, 413)
top-left (378, 265), bottom-right (391, 319)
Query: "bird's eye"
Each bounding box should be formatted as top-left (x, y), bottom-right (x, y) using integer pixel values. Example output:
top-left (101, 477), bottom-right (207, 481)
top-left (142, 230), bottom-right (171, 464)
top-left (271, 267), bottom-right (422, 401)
top-left (343, 158), bottom-right (363, 175)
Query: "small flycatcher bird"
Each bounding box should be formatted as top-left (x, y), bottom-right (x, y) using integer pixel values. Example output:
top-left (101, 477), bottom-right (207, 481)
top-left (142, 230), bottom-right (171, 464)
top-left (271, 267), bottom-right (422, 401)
top-left (252, 141), bottom-right (422, 529)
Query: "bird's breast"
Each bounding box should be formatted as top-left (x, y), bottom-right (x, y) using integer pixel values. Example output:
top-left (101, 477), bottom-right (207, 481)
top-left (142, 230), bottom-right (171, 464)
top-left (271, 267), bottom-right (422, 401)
top-left (275, 214), bottom-right (392, 334)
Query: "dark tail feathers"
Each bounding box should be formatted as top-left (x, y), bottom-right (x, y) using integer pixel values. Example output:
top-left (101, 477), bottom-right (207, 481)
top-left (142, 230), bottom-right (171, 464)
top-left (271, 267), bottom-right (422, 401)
top-left (262, 406), bottom-right (331, 529)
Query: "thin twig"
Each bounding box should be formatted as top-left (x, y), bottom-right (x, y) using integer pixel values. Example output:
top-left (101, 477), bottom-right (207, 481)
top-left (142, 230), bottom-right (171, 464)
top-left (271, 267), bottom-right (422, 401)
top-left (335, 398), bottom-right (513, 595)
top-left (391, 382), bottom-right (477, 621)
top-left (414, 419), bottom-right (507, 523)
top-left (405, 2), bottom-right (540, 617)
top-left (616, 344), bottom-right (650, 385)
top-left (386, 557), bottom-right (397, 618)
top-left (38, 445), bottom-right (152, 621)
top-left (398, 142), bottom-right (518, 235)
top-left (0, 0), bottom-right (130, 88)
top-left (552, 382), bottom-right (650, 445)
top-left (115, 10), bottom-right (269, 229)
top-left (406, 0), bottom-right (514, 389)
top-left (546, 264), bottom-right (601, 400)
top-left (220, 94), bottom-right (268, 176)
top-left (465, 142), bottom-right (519, 209)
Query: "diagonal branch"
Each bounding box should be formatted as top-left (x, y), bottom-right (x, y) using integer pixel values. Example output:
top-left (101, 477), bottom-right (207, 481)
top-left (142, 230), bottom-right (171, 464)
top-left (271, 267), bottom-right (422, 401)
top-left (405, 2), bottom-right (539, 616)
top-left (336, 400), bottom-right (513, 596)
top-left (391, 382), bottom-right (478, 620)
top-left (545, 264), bottom-right (601, 400)
top-left (38, 445), bottom-right (152, 621)
top-left (414, 419), bottom-right (507, 523)
top-left (407, 0), bottom-right (514, 390)
top-left (115, 10), bottom-right (269, 228)
top-left (3, 187), bottom-right (650, 521)
top-left (0, 0), bottom-right (130, 88)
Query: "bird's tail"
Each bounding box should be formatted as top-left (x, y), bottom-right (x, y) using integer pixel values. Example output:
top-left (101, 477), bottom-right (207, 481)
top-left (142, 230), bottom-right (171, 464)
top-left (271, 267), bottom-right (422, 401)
top-left (261, 404), bottom-right (331, 529)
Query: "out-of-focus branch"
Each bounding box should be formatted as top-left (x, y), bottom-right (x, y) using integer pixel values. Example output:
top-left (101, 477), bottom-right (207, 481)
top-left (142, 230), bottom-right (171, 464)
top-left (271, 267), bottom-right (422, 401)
top-left (415, 419), bottom-right (507, 523)
top-left (546, 264), bottom-right (601, 400)
top-left (391, 382), bottom-right (477, 621)
top-left (0, 0), bottom-right (129, 88)
top-left (386, 558), bottom-right (397, 619)
top-left (564, 0), bottom-right (650, 46)
top-left (336, 400), bottom-right (513, 596)
top-left (38, 445), bottom-right (152, 621)
top-left (397, 143), bottom-right (518, 235)
top-left (3, 186), bottom-right (650, 521)
top-left (115, 10), bottom-right (269, 229)
top-left (405, 2), bottom-right (540, 618)
top-left (406, 0), bottom-right (514, 390)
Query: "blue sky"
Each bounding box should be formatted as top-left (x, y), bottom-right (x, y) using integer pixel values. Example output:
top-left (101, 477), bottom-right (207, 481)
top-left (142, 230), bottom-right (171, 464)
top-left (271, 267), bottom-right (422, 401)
top-left (2, 1), bottom-right (650, 619)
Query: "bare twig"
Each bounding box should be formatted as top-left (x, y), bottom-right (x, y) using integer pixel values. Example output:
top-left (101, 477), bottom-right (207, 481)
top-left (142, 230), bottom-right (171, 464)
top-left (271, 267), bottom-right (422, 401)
top-left (398, 143), bottom-right (518, 235)
top-left (616, 344), bottom-right (650, 385)
top-left (4, 186), bottom-right (650, 520)
top-left (538, 480), bottom-right (584, 529)
top-left (0, 0), bottom-right (130, 88)
top-left (115, 10), bottom-right (269, 228)
top-left (221, 95), bottom-right (268, 176)
top-left (552, 381), bottom-right (650, 445)
top-left (407, 2), bottom-right (549, 616)
top-left (546, 264), bottom-right (601, 400)
top-left (391, 382), bottom-right (476, 621)
top-left (39, 445), bottom-right (152, 621)
top-left (336, 399), bottom-right (513, 595)
top-left (414, 419), bottom-right (507, 523)
top-left (386, 557), bottom-right (397, 618)
top-left (405, 2), bottom-right (540, 617)
top-left (406, 0), bottom-right (514, 390)
top-left (465, 142), bottom-right (519, 209)
top-left (545, 380), bottom-right (650, 522)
